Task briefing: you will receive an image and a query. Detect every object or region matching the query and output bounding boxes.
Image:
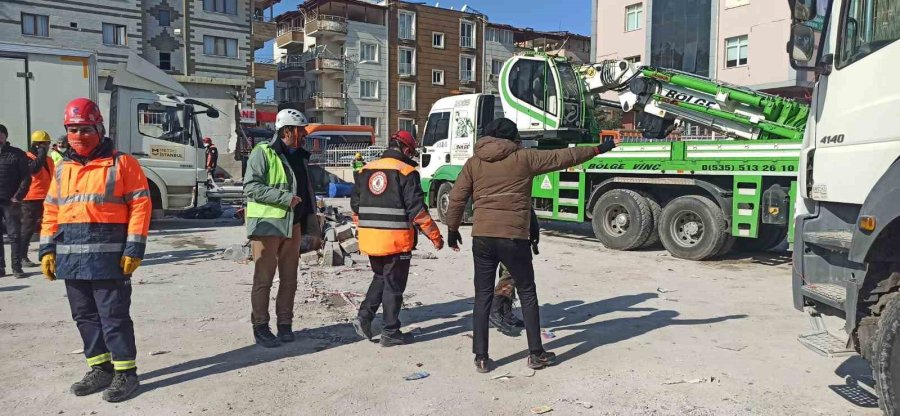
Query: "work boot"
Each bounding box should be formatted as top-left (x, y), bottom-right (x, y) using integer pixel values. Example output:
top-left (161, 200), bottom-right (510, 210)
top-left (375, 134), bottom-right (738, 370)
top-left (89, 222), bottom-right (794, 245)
top-left (352, 317), bottom-right (374, 341)
top-left (474, 356), bottom-right (494, 374)
top-left (380, 331), bottom-right (413, 347)
top-left (22, 258), bottom-right (38, 268)
top-left (489, 311), bottom-right (517, 335)
top-left (0, 268), bottom-right (7, 278)
top-left (13, 269), bottom-right (27, 279)
top-left (527, 351), bottom-right (557, 370)
top-left (277, 324), bottom-right (295, 343)
top-left (101, 371), bottom-right (140, 402)
top-left (253, 324), bottom-right (281, 348)
top-left (70, 364), bottom-right (114, 396)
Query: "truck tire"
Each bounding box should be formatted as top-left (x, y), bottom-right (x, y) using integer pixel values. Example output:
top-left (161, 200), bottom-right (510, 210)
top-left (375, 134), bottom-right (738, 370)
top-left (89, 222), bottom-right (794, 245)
top-left (716, 234), bottom-right (736, 258)
top-left (636, 191), bottom-right (662, 248)
top-left (874, 291), bottom-right (900, 415)
top-left (436, 182), bottom-right (453, 224)
top-left (591, 189), bottom-right (653, 251)
top-left (658, 195), bottom-right (728, 261)
top-left (734, 224), bottom-right (787, 253)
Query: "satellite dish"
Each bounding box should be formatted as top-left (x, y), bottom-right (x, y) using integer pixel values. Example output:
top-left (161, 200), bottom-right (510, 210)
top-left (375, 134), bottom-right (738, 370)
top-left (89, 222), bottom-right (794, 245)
top-left (461, 4), bottom-right (468, 12)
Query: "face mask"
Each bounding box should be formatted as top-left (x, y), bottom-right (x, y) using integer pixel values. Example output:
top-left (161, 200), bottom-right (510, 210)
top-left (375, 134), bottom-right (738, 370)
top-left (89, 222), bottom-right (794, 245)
top-left (67, 130), bottom-right (101, 157)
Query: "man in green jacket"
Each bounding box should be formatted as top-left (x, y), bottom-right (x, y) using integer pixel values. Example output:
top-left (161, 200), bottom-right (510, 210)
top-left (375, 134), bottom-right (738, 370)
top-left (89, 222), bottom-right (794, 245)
top-left (244, 109), bottom-right (321, 348)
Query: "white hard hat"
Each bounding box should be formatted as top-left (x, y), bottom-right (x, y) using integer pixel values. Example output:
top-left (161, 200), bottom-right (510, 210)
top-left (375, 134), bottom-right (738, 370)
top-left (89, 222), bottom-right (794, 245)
top-left (275, 109), bottom-right (308, 130)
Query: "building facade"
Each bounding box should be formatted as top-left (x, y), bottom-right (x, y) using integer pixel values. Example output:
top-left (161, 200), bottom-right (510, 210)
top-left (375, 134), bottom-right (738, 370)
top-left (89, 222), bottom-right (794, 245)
top-left (592, 0), bottom-right (811, 99)
top-left (483, 23), bottom-right (517, 96)
top-left (0, 0), bottom-right (280, 177)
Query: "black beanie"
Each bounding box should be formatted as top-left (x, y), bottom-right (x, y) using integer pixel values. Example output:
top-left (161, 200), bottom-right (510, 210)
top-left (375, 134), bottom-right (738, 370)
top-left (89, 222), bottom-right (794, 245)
top-left (484, 118), bottom-right (518, 140)
top-left (0, 124), bottom-right (7, 137)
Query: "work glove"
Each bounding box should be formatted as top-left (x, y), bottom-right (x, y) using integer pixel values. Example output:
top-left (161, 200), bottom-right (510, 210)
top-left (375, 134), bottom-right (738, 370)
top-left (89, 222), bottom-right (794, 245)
top-left (41, 253), bottom-right (57, 281)
top-left (120, 256), bottom-right (142, 276)
top-left (530, 210), bottom-right (540, 256)
top-left (448, 230), bottom-right (463, 251)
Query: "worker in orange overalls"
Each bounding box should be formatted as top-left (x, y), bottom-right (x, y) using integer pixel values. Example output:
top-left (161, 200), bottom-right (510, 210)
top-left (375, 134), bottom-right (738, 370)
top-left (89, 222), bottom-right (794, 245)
top-left (40, 98), bottom-right (152, 403)
top-left (350, 130), bottom-right (443, 347)
top-left (20, 130), bottom-right (55, 269)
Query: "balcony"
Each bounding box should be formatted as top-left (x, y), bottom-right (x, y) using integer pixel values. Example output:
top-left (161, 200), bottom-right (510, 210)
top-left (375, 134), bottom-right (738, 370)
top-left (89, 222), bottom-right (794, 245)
top-left (275, 27), bottom-right (304, 51)
top-left (253, 59), bottom-right (277, 89)
top-left (254, 0), bottom-right (279, 8)
top-left (459, 70), bottom-right (475, 84)
top-left (305, 15), bottom-right (348, 40)
top-left (252, 19), bottom-right (277, 49)
top-left (305, 92), bottom-right (345, 111)
top-left (306, 57), bottom-right (345, 77)
top-left (277, 56), bottom-right (306, 82)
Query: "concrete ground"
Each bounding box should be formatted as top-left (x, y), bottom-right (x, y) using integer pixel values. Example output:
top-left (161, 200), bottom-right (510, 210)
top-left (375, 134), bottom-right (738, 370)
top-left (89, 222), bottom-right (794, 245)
top-left (0, 199), bottom-right (882, 415)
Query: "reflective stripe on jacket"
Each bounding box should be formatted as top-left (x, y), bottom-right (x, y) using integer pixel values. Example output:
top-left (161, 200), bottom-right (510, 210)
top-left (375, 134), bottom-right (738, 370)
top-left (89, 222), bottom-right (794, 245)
top-left (39, 149), bottom-right (152, 280)
top-left (25, 152), bottom-right (54, 201)
top-left (243, 140), bottom-right (297, 238)
top-left (356, 157), bottom-right (416, 256)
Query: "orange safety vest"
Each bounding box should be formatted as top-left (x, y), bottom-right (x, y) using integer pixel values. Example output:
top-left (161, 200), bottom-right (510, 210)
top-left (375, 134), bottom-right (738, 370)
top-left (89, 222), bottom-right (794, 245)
top-left (24, 152), bottom-right (55, 201)
top-left (39, 150), bottom-right (152, 280)
top-left (356, 158), bottom-right (417, 256)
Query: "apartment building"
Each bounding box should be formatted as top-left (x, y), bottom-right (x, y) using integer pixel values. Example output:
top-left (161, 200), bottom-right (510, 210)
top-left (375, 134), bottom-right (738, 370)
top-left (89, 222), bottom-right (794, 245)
top-left (0, 0), bottom-right (279, 162)
top-left (386, 2), bottom-right (484, 138)
top-left (273, 0), bottom-right (389, 141)
top-left (592, 0), bottom-right (811, 99)
top-left (483, 23), bottom-right (517, 95)
top-left (516, 30), bottom-right (592, 64)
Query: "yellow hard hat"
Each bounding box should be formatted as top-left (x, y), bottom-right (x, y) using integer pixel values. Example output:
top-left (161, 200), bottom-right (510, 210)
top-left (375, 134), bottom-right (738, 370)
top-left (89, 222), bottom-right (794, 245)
top-left (31, 130), bottom-right (51, 143)
top-left (355, 153), bottom-right (362, 158)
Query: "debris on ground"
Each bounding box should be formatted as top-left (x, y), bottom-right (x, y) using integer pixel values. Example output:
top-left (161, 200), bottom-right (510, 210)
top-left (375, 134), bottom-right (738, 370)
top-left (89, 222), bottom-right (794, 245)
top-left (521, 369), bottom-right (536, 377)
top-left (180, 202), bottom-right (223, 219)
top-left (657, 287), bottom-right (677, 293)
top-left (491, 372), bottom-right (513, 381)
top-left (149, 350), bottom-right (170, 356)
top-left (663, 377), bottom-right (717, 385)
top-left (222, 243), bottom-right (251, 262)
top-left (541, 329), bottom-right (556, 339)
top-left (716, 343), bottom-right (747, 352)
top-left (530, 405), bottom-right (553, 414)
top-left (403, 371), bottom-right (430, 381)
top-left (69, 349), bottom-right (83, 355)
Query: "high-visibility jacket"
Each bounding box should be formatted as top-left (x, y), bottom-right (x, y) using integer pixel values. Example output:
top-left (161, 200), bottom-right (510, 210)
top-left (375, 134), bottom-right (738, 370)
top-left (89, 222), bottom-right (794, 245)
top-left (24, 151), bottom-right (54, 201)
top-left (39, 141), bottom-right (152, 280)
top-left (49, 149), bottom-right (64, 164)
top-left (351, 149), bottom-right (441, 256)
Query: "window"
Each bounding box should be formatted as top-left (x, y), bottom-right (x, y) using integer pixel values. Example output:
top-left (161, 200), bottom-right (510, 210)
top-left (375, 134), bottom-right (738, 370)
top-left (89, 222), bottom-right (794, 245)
top-left (399, 47), bottom-right (415, 76)
top-left (159, 52), bottom-right (172, 70)
top-left (725, 35), bottom-right (748, 67)
top-left (341, 116), bottom-right (347, 125)
top-left (398, 83), bottom-right (415, 111)
top-left (624, 55), bottom-right (641, 64)
top-left (137, 103), bottom-right (185, 144)
top-left (491, 59), bottom-right (503, 75)
top-left (422, 111), bottom-right (450, 146)
top-left (102, 23), bottom-right (127, 46)
top-left (398, 11), bottom-right (415, 40)
top-left (158, 10), bottom-right (171, 27)
top-left (204, 35), bottom-right (238, 58)
top-left (360, 42), bottom-right (378, 63)
top-left (487, 28), bottom-right (514, 44)
top-left (432, 69), bottom-right (444, 85)
top-left (625, 3), bottom-right (643, 32)
top-left (460, 55), bottom-right (475, 82)
top-left (838, 0), bottom-right (900, 68)
top-left (432, 32), bottom-right (445, 49)
top-left (204, 0), bottom-right (237, 15)
top-left (360, 79), bottom-right (379, 99)
top-left (399, 118), bottom-right (416, 137)
top-left (360, 117), bottom-right (379, 132)
top-left (460, 20), bottom-right (475, 48)
top-left (500, 29), bottom-right (513, 45)
top-left (508, 59), bottom-right (558, 115)
top-left (650, 0), bottom-right (711, 76)
top-left (21, 13), bottom-right (49, 37)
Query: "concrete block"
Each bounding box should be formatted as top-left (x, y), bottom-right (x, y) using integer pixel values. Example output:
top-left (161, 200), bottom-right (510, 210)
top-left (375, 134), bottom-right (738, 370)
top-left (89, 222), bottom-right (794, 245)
top-left (324, 227), bottom-right (338, 242)
top-left (324, 242), bottom-right (343, 266)
top-left (335, 224), bottom-right (355, 242)
top-left (344, 256), bottom-right (355, 267)
top-left (300, 250), bottom-right (320, 265)
top-left (340, 238), bottom-right (359, 254)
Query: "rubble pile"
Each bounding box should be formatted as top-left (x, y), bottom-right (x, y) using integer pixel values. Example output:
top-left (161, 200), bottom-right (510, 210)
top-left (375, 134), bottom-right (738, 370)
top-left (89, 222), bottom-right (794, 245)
top-left (302, 208), bottom-right (360, 267)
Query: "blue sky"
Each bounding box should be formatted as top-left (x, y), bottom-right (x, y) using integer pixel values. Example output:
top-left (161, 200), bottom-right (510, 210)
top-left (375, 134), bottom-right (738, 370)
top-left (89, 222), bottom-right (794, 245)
top-left (256, 0), bottom-right (592, 100)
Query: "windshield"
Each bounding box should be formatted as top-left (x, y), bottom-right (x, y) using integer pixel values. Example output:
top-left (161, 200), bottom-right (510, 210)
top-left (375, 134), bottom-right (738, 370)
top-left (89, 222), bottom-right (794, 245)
top-left (557, 63), bottom-right (581, 102)
top-left (838, 0), bottom-right (900, 68)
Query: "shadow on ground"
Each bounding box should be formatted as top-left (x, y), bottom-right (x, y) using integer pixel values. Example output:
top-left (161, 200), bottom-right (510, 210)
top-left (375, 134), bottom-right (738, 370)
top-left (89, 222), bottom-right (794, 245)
top-left (0, 285), bottom-right (28, 292)
top-left (830, 356), bottom-right (879, 408)
top-left (141, 249), bottom-right (221, 266)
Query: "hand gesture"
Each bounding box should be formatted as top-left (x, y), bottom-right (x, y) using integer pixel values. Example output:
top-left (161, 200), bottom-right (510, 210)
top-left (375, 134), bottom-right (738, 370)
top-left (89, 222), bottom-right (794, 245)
top-left (290, 196), bottom-right (302, 208)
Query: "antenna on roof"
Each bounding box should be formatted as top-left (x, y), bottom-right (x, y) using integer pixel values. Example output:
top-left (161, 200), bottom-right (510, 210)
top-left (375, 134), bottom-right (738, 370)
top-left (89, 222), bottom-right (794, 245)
top-left (460, 4), bottom-right (468, 12)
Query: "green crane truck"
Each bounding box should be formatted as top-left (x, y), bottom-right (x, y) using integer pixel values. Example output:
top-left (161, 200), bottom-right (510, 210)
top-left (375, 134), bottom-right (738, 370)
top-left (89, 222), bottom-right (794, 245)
top-left (419, 53), bottom-right (810, 261)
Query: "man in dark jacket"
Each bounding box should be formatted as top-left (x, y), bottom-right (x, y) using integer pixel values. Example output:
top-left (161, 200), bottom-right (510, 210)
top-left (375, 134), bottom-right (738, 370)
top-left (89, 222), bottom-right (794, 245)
top-left (0, 123), bottom-right (32, 278)
top-left (445, 118), bottom-right (620, 373)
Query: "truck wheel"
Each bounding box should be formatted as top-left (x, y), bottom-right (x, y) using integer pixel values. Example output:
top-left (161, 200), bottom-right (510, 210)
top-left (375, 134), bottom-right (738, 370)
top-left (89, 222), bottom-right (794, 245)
top-left (591, 189), bottom-right (653, 251)
top-left (734, 224), bottom-right (787, 253)
top-left (658, 195), bottom-right (728, 261)
top-left (874, 290), bottom-right (900, 415)
top-left (636, 191), bottom-right (662, 248)
top-left (436, 182), bottom-right (453, 224)
top-left (716, 234), bottom-right (736, 258)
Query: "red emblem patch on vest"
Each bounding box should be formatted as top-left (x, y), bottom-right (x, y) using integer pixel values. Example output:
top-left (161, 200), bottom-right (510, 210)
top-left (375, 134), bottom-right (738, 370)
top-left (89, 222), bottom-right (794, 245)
top-left (368, 171), bottom-right (388, 195)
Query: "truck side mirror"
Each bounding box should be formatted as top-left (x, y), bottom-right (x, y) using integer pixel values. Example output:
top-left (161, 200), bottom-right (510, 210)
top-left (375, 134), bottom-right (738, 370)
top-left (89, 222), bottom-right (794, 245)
top-left (205, 109), bottom-right (220, 119)
top-left (789, 24), bottom-right (817, 68)
top-left (789, 0), bottom-right (816, 22)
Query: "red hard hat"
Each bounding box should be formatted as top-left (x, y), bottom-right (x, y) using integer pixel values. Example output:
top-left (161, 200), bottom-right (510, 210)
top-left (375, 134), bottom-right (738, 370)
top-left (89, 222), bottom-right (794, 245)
top-left (64, 98), bottom-right (103, 126)
top-left (391, 130), bottom-right (417, 150)
top-left (203, 137), bottom-right (213, 144)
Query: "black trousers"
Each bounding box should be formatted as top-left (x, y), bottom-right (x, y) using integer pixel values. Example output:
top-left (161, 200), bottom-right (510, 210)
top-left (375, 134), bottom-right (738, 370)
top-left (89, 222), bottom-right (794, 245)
top-left (358, 253), bottom-right (411, 336)
top-left (472, 237), bottom-right (543, 357)
top-left (20, 200), bottom-right (43, 260)
top-left (0, 201), bottom-right (22, 271)
top-left (65, 279), bottom-right (137, 372)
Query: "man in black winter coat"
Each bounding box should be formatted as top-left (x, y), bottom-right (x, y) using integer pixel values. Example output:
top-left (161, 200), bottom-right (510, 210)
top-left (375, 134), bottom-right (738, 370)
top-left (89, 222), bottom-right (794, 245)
top-left (0, 124), bottom-right (33, 278)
